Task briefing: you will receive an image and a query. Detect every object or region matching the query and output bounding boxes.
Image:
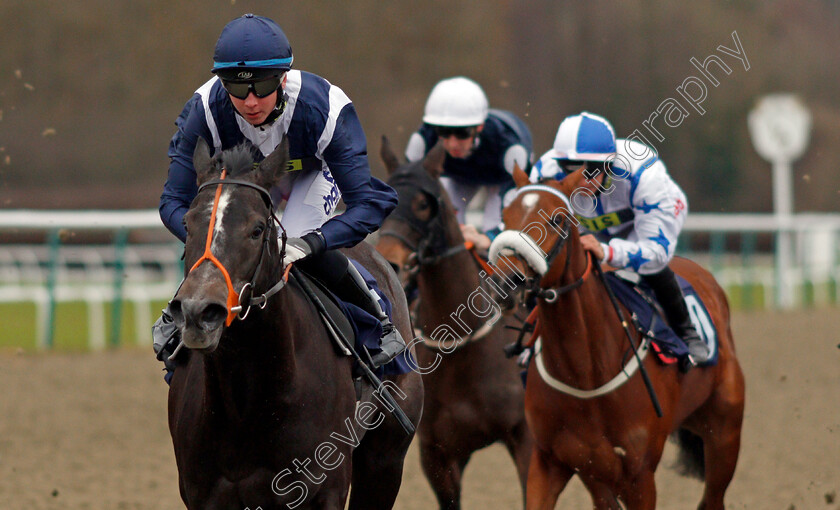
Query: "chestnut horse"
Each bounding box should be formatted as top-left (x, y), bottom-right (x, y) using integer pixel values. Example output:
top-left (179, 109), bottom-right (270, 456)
top-left (167, 138), bottom-right (423, 509)
top-left (488, 168), bottom-right (745, 510)
top-left (375, 138), bottom-right (532, 509)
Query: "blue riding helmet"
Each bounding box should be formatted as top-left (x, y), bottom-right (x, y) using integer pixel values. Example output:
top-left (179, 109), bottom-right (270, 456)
top-left (212, 14), bottom-right (294, 82)
top-left (551, 111), bottom-right (617, 162)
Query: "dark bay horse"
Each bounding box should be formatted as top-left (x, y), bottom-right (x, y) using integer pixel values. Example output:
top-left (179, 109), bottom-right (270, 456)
top-left (488, 168), bottom-right (745, 510)
top-left (375, 138), bottom-right (532, 509)
top-left (167, 138), bottom-right (423, 509)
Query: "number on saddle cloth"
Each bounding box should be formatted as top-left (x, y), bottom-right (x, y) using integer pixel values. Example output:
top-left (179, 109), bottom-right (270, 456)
top-left (605, 272), bottom-right (719, 365)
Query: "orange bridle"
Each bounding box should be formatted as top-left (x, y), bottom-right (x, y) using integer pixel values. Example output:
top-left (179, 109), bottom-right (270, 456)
top-left (188, 170), bottom-right (242, 326)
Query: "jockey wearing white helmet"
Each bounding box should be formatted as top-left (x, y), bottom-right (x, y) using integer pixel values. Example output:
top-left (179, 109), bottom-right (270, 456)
top-left (154, 14), bottom-right (405, 376)
top-left (406, 77), bottom-right (533, 250)
top-left (530, 111), bottom-right (710, 366)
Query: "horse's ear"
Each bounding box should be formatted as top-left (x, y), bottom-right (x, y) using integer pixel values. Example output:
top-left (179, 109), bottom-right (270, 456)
top-left (257, 137), bottom-right (290, 188)
top-left (553, 166), bottom-right (587, 196)
top-left (380, 135), bottom-right (400, 175)
top-left (512, 162), bottom-right (530, 188)
top-left (193, 137), bottom-right (217, 186)
top-left (422, 141), bottom-right (446, 179)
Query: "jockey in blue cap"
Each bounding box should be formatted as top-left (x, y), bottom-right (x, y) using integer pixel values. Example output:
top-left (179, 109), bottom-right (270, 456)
top-left (529, 111), bottom-right (710, 366)
top-left (154, 14), bottom-right (404, 372)
top-left (406, 77), bottom-right (533, 251)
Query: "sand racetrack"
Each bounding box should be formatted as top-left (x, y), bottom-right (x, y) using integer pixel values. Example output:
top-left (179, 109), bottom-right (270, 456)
top-left (0, 308), bottom-right (838, 509)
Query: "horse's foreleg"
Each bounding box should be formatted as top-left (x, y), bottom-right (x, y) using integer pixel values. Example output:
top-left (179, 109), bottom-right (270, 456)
top-left (581, 479), bottom-right (622, 510)
top-left (618, 470), bottom-right (656, 510)
top-left (420, 442), bottom-right (470, 510)
top-left (503, 419), bottom-right (534, 505)
top-left (525, 446), bottom-right (572, 510)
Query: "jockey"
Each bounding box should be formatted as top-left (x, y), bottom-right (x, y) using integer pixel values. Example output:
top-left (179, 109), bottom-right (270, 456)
top-left (154, 14), bottom-right (404, 371)
top-left (529, 112), bottom-right (710, 366)
top-left (406, 77), bottom-right (533, 251)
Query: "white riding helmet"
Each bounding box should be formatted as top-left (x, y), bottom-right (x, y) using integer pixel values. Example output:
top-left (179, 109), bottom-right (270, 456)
top-left (551, 111), bottom-right (617, 161)
top-left (422, 77), bottom-right (488, 127)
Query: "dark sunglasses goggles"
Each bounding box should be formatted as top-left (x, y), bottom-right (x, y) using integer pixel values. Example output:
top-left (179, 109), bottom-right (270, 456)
top-left (221, 75), bottom-right (282, 100)
top-left (434, 126), bottom-right (478, 140)
top-left (559, 160), bottom-right (607, 174)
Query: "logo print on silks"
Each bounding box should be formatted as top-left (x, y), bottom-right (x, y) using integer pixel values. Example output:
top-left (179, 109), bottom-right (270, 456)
top-left (321, 170), bottom-right (340, 214)
top-left (302, 169), bottom-right (341, 216)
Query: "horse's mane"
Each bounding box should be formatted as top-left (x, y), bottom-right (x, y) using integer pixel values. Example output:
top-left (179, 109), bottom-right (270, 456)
top-left (220, 143), bottom-right (260, 179)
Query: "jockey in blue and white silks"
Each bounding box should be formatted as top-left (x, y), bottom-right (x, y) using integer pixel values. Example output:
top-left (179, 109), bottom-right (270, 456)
top-left (529, 111), bottom-right (710, 366)
top-left (530, 114), bottom-right (687, 275)
top-left (154, 14), bottom-right (405, 372)
top-left (405, 77), bottom-right (533, 249)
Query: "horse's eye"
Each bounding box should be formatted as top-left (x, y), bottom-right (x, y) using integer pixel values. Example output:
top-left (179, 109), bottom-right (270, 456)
top-left (250, 224), bottom-right (265, 239)
top-left (417, 200), bottom-right (430, 211)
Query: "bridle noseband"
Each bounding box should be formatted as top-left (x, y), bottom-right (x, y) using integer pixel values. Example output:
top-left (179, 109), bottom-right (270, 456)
top-left (189, 170), bottom-right (289, 326)
top-left (379, 172), bottom-right (464, 272)
top-left (380, 169), bottom-right (498, 282)
top-left (508, 186), bottom-right (594, 304)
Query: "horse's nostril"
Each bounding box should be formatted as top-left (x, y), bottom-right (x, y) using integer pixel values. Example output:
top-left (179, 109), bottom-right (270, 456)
top-left (169, 300), bottom-right (184, 323)
top-left (200, 303), bottom-right (228, 330)
top-left (388, 261), bottom-right (401, 274)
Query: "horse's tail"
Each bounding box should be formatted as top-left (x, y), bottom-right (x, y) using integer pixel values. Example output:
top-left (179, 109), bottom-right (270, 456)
top-left (671, 428), bottom-right (705, 480)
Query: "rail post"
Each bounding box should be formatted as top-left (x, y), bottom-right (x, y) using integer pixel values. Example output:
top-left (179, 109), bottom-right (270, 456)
top-left (109, 228), bottom-right (129, 346)
top-left (43, 229), bottom-right (61, 349)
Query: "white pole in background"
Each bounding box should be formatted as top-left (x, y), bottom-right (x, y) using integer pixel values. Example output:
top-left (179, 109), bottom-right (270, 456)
top-left (748, 93), bottom-right (811, 308)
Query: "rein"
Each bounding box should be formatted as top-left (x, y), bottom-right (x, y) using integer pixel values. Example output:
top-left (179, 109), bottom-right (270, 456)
top-left (189, 171), bottom-right (290, 326)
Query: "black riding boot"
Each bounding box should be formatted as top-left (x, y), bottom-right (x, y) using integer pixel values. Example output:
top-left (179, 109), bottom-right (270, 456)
top-left (298, 250), bottom-right (406, 369)
top-left (642, 267), bottom-right (710, 366)
top-left (152, 304), bottom-right (181, 383)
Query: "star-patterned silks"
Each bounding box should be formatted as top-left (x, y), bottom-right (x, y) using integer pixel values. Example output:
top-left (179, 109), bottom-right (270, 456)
top-left (636, 200), bottom-right (660, 214)
top-left (648, 228), bottom-right (670, 253)
top-left (627, 249), bottom-right (650, 271)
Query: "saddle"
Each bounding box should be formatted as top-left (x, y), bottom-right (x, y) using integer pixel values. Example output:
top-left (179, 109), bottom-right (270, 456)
top-left (606, 270), bottom-right (718, 366)
top-left (291, 270), bottom-right (357, 353)
top-left (293, 261), bottom-right (414, 377)
top-left (293, 265), bottom-right (418, 435)
top-left (505, 270), bottom-right (719, 368)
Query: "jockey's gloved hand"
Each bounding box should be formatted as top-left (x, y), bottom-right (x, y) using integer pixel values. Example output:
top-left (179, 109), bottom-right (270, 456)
top-left (282, 230), bottom-right (326, 266)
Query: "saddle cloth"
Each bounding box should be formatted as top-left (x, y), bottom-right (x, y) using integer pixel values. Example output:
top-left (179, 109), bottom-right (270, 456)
top-left (301, 260), bottom-right (413, 376)
top-left (604, 271), bottom-right (719, 366)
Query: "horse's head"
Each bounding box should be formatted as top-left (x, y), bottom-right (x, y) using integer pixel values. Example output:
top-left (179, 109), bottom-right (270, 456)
top-left (169, 137), bottom-right (289, 351)
top-left (375, 136), bottom-right (461, 283)
top-left (489, 166), bottom-right (589, 301)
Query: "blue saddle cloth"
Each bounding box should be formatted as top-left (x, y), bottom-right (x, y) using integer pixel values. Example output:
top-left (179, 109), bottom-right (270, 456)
top-left (604, 272), bottom-right (719, 366)
top-left (330, 261), bottom-right (412, 376)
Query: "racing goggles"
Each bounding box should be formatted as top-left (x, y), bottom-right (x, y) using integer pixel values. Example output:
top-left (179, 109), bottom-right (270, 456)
top-left (434, 126), bottom-right (477, 140)
top-left (559, 160), bottom-right (606, 174)
top-left (222, 75), bottom-right (282, 100)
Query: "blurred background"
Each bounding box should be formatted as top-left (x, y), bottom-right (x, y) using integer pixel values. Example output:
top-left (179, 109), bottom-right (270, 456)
top-left (0, 0), bottom-right (839, 349)
top-left (0, 3), bottom-right (839, 510)
top-left (0, 0), bottom-right (838, 212)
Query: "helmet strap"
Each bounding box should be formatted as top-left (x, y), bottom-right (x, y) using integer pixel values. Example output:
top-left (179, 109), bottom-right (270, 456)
top-left (253, 91), bottom-right (287, 128)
